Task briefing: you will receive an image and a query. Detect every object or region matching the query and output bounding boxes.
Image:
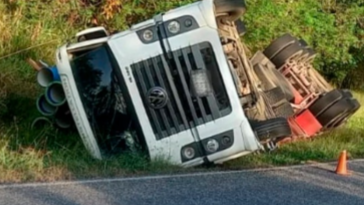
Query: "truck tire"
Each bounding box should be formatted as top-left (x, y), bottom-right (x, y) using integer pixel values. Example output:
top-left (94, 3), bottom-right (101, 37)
top-left (214, 0), bottom-right (246, 21)
top-left (329, 98), bottom-right (360, 128)
top-left (339, 89), bottom-right (359, 114)
top-left (340, 89), bottom-right (353, 98)
top-left (306, 48), bottom-right (316, 55)
top-left (296, 39), bottom-right (317, 62)
top-left (303, 48), bottom-right (317, 62)
top-left (308, 89), bottom-right (343, 117)
top-left (317, 97), bottom-right (359, 128)
top-left (235, 19), bottom-right (246, 36)
top-left (251, 117), bottom-right (292, 141)
top-left (263, 33), bottom-right (297, 60)
top-left (298, 39), bottom-right (309, 48)
top-left (328, 89), bottom-right (360, 128)
top-left (271, 41), bottom-right (304, 69)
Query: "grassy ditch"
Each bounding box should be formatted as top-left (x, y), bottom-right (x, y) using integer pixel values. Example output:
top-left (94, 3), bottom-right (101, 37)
top-left (0, 91), bottom-right (363, 183)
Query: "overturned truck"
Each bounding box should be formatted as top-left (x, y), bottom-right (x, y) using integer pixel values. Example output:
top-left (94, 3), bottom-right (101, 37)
top-left (48, 0), bottom-right (359, 167)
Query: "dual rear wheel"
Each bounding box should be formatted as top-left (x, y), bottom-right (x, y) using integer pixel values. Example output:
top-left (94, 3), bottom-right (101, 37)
top-left (308, 89), bottom-right (360, 129)
top-left (263, 33), bottom-right (316, 67)
top-left (263, 34), bottom-right (361, 129)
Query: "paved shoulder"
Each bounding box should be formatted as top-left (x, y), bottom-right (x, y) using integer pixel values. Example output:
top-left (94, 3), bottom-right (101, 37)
top-left (1, 160), bottom-right (364, 205)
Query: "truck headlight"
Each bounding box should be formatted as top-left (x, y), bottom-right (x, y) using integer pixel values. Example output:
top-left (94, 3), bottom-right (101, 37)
top-left (182, 146), bottom-right (195, 159)
top-left (142, 29), bottom-right (154, 41)
top-left (205, 139), bottom-right (219, 153)
top-left (167, 21), bottom-right (181, 34)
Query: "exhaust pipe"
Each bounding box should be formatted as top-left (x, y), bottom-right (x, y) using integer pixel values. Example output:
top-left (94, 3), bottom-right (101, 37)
top-left (31, 117), bottom-right (53, 130)
top-left (45, 81), bottom-right (66, 106)
top-left (54, 104), bottom-right (74, 129)
top-left (36, 66), bottom-right (60, 87)
top-left (36, 94), bottom-right (58, 116)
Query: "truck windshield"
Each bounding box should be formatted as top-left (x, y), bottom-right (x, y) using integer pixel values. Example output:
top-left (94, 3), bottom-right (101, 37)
top-left (69, 44), bottom-right (131, 154)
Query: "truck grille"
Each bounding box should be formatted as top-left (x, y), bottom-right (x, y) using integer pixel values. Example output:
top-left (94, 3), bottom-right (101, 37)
top-left (131, 42), bottom-right (231, 140)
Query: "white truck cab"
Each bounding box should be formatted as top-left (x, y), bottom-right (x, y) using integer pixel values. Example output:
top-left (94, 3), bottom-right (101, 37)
top-left (55, 0), bottom-right (289, 167)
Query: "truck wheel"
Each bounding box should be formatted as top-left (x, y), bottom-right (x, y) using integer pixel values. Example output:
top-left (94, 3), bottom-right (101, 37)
top-left (235, 19), bottom-right (246, 36)
top-left (340, 89), bottom-right (353, 98)
top-left (296, 39), bottom-right (318, 63)
top-left (263, 33), bottom-right (297, 60)
top-left (317, 97), bottom-right (359, 128)
top-left (251, 117), bottom-right (292, 141)
top-left (271, 41), bottom-right (304, 69)
top-left (339, 89), bottom-right (359, 115)
top-left (303, 48), bottom-right (317, 62)
top-left (328, 89), bottom-right (360, 128)
top-left (298, 39), bottom-right (309, 47)
top-left (308, 89), bottom-right (343, 117)
top-left (329, 98), bottom-right (360, 128)
top-left (214, 0), bottom-right (247, 21)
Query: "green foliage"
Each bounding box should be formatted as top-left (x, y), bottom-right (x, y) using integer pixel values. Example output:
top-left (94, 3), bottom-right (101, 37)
top-left (243, 0), bottom-right (364, 86)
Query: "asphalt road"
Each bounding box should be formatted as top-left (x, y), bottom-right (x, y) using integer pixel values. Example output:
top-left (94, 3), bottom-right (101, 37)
top-left (1, 160), bottom-right (364, 205)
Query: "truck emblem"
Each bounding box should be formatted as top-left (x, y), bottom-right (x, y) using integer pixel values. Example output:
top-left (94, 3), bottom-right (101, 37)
top-left (146, 87), bottom-right (168, 109)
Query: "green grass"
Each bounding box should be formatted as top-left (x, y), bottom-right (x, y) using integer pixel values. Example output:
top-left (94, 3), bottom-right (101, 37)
top-left (0, 0), bottom-right (364, 183)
